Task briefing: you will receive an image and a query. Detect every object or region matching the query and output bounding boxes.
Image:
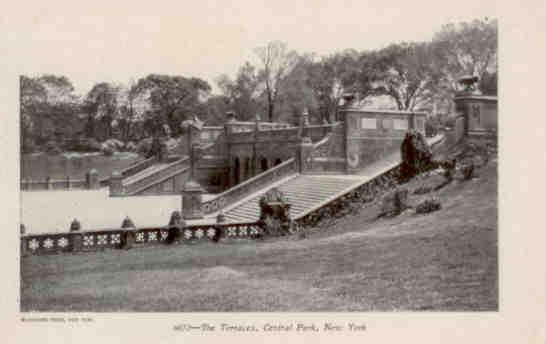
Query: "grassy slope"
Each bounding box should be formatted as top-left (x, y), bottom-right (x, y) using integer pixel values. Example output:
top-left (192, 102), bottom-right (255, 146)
top-left (21, 159), bottom-right (497, 312)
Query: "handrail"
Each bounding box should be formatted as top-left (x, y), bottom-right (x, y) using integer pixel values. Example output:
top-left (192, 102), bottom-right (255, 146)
top-left (312, 132), bottom-right (333, 149)
top-left (120, 156), bottom-right (158, 177)
top-left (126, 166), bottom-right (190, 195)
top-left (123, 157), bottom-right (189, 194)
top-left (202, 158), bottom-right (297, 215)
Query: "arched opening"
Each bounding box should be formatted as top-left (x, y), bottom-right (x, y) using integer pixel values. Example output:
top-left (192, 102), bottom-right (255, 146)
top-left (273, 158), bottom-right (282, 166)
top-left (260, 157), bottom-right (268, 172)
top-left (233, 157), bottom-right (240, 185)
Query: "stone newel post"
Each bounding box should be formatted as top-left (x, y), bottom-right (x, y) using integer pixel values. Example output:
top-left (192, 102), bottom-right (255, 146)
top-left (70, 218), bottom-right (83, 252)
top-left (297, 108), bottom-right (314, 174)
top-left (167, 210), bottom-right (184, 243)
top-left (86, 169), bottom-right (100, 189)
top-left (158, 141), bottom-right (169, 163)
top-left (182, 180), bottom-right (205, 220)
top-left (109, 170), bottom-right (124, 196)
top-left (121, 216), bottom-right (136, 249)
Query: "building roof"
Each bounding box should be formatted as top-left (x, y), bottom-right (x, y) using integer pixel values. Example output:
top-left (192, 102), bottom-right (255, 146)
top-left (340, 108), bottom-right (427, 115)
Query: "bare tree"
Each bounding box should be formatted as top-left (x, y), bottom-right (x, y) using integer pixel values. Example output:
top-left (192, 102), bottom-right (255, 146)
top-left (254, 41), bottom-right (298, 122)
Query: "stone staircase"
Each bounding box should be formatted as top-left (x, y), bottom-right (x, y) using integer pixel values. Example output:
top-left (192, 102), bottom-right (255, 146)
top-left (223, 175), bottom-right (364, 223)
top-left (121, 157), bottom-right (190, 195)
top-left (122, 163), bottom-right (171, 185)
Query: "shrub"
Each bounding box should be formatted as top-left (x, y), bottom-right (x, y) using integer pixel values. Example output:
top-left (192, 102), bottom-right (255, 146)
top-left (400, 130), bottom-right (434, 182)
top-left (125, 141), bottom-right (137, 152)
top-left (415, 197), bottom-right (442, 214)
top-left (102, 146), bottom-right (114, 156)
top-left (137, 138), bottom-right (153, 156)
top-left (380, 188), bottom-right (409, 217)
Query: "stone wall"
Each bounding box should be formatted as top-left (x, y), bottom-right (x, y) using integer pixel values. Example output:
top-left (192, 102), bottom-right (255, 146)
top-left (340, 109), bottom-right (426, 173)
top-left (454, 95), bottom-right (498, 134)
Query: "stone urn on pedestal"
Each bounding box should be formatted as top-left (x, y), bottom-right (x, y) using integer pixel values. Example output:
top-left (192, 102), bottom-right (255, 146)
top-left (258, 188), bottom-right (292, 236)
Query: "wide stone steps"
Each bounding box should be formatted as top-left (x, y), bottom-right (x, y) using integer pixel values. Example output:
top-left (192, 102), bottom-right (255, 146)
top-left (223, 175), bottom-right (360, 223)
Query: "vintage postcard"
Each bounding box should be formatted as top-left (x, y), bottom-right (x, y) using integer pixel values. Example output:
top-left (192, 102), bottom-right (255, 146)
top-left (2, 0), bottom-right (545, 343)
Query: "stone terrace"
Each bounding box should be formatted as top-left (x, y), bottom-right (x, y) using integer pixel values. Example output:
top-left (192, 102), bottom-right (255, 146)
top-left (21, 188), bottom-right (216, 235)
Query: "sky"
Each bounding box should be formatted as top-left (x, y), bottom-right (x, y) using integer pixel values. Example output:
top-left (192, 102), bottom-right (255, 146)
top-left (3, 0), bottom-right (501, 96)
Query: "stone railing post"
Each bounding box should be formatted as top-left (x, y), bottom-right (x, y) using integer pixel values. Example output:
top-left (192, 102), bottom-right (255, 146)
top-left (296, 108), bottom-right (314, 174)
top-left (46, 176), bottom-right (52, 190)
top-left (71, 232), bottom-right (83, 252)
top-left (70, 218), bottom-right (83, 252)
top-left (86, 169), bottom-right (100, 189)
top-left (182, 180), bottom-right (205, 220)
top-left (296, 137), bottom-right (314, 174)
top-left (212, 211), bottom-right (226, 242)
top-left (158, 141), bottom-right (169, 163)
top-left (66, 175), bottom-right (72, 189)
top-left (109, 171), bottom-right (124, 196)
top-left (121, 216), bottom-right (136, 249)
top-left (167, 211), bottom-right (184, 243)
top-left (70, 218), bottom-right (81, 232)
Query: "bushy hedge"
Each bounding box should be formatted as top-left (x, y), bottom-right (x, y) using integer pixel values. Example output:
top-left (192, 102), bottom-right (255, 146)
top-left (415, 197), bottom-right (442, 214)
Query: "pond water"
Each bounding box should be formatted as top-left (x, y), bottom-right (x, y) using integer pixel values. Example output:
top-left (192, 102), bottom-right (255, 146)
top-left (21, 152), bottom-right (143, 180)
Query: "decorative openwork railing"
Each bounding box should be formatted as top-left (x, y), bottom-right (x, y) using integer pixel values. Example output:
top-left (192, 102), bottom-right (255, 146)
top-left (21, 221), bottom-right (264, 256)
top-left (202, 158), bottom-right (297, 215)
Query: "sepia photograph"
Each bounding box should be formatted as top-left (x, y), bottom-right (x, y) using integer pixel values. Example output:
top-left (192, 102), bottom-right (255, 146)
top-left (17, 9), bottom-right (500, 313)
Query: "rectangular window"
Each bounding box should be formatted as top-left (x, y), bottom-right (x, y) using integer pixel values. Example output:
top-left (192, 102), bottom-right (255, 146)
top-left (393, 119), bottom-right (408, 130)
top-left (360, 117), bottom-right (377, 129)
top-left (416, 118), bottom-right (425, 132)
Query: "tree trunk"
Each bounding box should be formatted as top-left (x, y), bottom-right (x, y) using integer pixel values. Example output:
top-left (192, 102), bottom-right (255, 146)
top-left (268, 103), bottom-right (274, 122)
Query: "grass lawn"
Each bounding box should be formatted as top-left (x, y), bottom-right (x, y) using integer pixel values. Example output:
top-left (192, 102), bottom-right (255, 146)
top-left (21, 159), bottom-right (497, 312)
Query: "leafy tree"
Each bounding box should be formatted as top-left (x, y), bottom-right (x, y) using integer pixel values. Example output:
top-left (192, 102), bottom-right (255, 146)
top-left (217, 62), bottom-right (261, 121)
top-left (479, 71), bottom-right (497, 95)
top-left (363, 42), bottom-right (443, 111)
top-left (36, 75), bottom-right (77, 104)
top-left (254, 41), bottom-right (298, 122)
top-left (84, 82), bottom-right (120, 140)
top-left (132, 74), bottom-right (211, 136)
top-left (20, 75), bottom-right (79, 148)
top-left (200, 95), bottom-right (231, 125)
top-left (432, 18), bottom-right (497, 91)
top-left (302, 51), bottom-right (361, 122)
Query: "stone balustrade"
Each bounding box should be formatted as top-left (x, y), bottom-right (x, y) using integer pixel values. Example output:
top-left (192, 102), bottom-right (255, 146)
top-left (120, 156), bottom-right (158, 177)
top-left (202, 158), bottom-right (297, 215)
top-left (21, 221), bottom-right (264, 256)
top-left (122, 157), bottom-right (190, 195)
top-left (293, 161), bottom-right (403, 229)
